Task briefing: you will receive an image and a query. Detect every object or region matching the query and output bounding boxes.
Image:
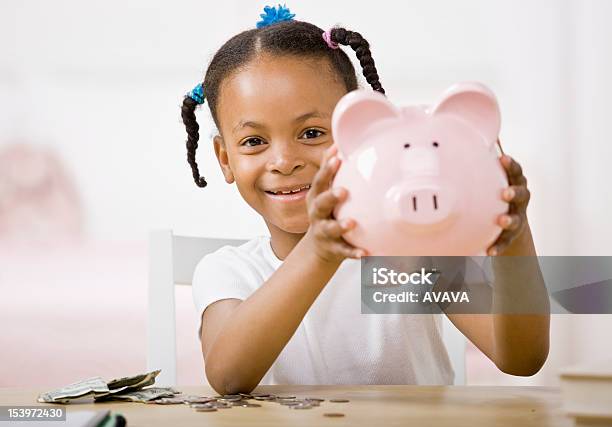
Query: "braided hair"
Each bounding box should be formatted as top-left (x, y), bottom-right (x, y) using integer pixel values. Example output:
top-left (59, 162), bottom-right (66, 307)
top-left (181, 20), bottom-right (385, 188)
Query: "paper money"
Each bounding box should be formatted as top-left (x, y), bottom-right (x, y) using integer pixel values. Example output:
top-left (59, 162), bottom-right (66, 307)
top-left (94, 387), bottom-right (180, 403)
top-left (37, 377), bottom-right (110, 403)
top-left (107, 370), bottom-right (160, 390)
top-left (37, 370), bottom-right (164, 404)
top-left (97, 370), bottom-right (161, 397)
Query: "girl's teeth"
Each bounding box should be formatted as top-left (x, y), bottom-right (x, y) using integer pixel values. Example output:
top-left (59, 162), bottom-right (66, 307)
top-left (273, 185), bottom-right (310, 195)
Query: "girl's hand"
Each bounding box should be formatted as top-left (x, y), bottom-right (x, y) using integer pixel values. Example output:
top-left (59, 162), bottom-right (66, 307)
top-left (304, 144), bottom-right (368, 264)
top-left (488, 151), bottom-right (531, 256)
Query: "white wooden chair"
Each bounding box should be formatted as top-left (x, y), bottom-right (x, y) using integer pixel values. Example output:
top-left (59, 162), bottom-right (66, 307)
top-left (147, 229), bottom-right (466, 386)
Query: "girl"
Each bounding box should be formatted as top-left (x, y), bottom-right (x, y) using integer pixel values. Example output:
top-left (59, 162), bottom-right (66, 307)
top-left (182, 5), bottom-right (549, 394)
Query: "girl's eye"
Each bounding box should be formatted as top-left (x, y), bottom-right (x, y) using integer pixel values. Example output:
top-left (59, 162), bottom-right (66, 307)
top-left (301, 129), bottom-right (324, 139)
top-left (241, 137), bottom-right (265, 147)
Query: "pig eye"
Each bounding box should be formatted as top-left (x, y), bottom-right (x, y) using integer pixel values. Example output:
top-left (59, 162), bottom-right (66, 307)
top-left (432, 141), bottom-right (439, 147)
top-left (403, 143), bottom-right (411, 149)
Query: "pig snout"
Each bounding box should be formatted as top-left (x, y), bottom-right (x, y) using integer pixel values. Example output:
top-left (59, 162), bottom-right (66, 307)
top-left (384, 182), bottom-right (458, 230)
top-left (389, 146), bottom-right (457, 227)
top-left (398, 186), bottom-right (455, 226)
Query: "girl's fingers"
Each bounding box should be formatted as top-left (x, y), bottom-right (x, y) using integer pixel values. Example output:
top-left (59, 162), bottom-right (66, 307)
top-left (502, 155), bottom-right (522, 176)
top-left (488, 244), bottom-right (500, 256)
top-left (318, 144), bottom-right (338, 173)
top-left (321, 217), bottom-right (356, 239)
top-left (309, 187), bottom-right (346, 219)
top-left (309, 154), bottom-right (341, 198)
top-left (489, 234), bottom-right (512, 256)
top-left (489, 214), bottom-right (527, 254)
top-left (501, 155), bottom-right (527, 186)
top-left (323, 143), bottom-right (338, 160)
top-left (488, 230), bottom-right (509, 255)
top-left (497, 213), bottom-right (522, 231)
top-left (331, 241), bottom-right (367, 259)
top-left (502, 185), bottom-right (531, 204)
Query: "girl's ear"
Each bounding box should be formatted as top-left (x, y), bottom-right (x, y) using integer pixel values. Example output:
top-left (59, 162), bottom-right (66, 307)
top-left (331, 89), bottom-right (399, 158)
top-left (431, 82), bottom-right (501, 144)
top-left (213, 135), bottom-right (235, 184)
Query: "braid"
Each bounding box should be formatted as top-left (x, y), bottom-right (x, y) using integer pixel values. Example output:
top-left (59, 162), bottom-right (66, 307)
top-left (330, 28), bottom-right (385, 95)
top-left (181, 96), bottom-right (207, 188)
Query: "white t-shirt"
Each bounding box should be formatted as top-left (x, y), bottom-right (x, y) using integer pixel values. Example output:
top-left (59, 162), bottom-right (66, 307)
top-left (192, 235), bottom-right (455, 385)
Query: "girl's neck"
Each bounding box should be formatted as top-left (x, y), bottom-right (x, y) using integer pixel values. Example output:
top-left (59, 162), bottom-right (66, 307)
top-left (265, 220), bottom-right (306, 261)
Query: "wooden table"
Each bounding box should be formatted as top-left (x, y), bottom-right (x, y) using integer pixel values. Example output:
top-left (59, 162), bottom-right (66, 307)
top-left (1, 385), bottom-right (575, 426)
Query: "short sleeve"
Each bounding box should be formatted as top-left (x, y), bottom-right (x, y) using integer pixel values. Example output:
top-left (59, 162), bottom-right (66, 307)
top-left (191, 250), bottom-right (256, 340)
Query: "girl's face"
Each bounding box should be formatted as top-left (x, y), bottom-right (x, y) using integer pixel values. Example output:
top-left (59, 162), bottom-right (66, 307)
top-left (213, 54), bottom-right (349, 234)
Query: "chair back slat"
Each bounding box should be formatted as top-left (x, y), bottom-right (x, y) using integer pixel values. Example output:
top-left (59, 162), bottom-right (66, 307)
top-left (172, 236), bottom-right (248, 285)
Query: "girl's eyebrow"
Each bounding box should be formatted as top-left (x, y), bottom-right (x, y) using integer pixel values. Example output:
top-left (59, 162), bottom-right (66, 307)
top-left (232, 110), bottom-right (328, 135)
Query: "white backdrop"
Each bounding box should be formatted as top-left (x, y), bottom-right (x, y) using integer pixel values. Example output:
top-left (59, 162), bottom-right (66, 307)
top-left (1, 0), bottom-right (611, 386)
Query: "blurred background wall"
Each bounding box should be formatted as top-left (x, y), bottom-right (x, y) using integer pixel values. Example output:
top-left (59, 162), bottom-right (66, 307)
top-left (1, 0), bottom-right (611, 387)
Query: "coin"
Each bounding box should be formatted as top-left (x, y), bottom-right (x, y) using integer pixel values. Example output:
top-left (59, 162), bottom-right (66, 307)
top-left (210, 402), bottom-right (232, 409)
top-left (195, 407), bottom-right (218, 412)
top-left (324, 413), bottom-right (345, 417)
top-left (329, 399), bottom-right (350, 403)
top-left (184, 399), bottom-right (214, 405)
top-left (190, 403), bottom-right (215, 409)
top-left (218, 394), bottom-right (242, 402)
top-left (279, 401), bottom-right (301, 406)
top-left (289, 404), bottom-right (313, 409)
top-left (254, 395), bottom-right (277, 401)
top-left (182, 396), bottom-right (215, 404)
top-left (231, 399), bottom-right (259, 406)
top-left (152, 397), bottom-right (186, 404)
top-left (306, 397), bottom-right (325, 402)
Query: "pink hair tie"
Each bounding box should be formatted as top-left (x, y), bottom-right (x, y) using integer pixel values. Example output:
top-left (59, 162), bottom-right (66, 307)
top-left (322, 29), bottom-right (339, 49)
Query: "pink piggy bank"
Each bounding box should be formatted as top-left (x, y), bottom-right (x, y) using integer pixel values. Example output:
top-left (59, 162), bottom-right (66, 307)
top-left (332, 82), bottom-right (509, 256)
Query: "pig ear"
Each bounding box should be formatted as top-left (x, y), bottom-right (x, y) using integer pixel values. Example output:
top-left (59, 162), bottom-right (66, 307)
top-left (431, 82), bottom-right (501, 143)
top-left (332, 89), bottom-right (399, 158)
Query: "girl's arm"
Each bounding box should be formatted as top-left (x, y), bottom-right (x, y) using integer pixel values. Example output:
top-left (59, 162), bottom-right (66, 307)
top-left (201, 237), bottom-right (342, 394)
top-left (446, 222), bottom-right (550, 376)
top-left (201, 144), bottom-right (365, 394)
top-left (446, 154), bottom-right (550, 376)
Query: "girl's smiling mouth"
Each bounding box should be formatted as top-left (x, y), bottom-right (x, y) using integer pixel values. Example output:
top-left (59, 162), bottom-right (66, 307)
top-left (264, 184), bottom-right (311, 201)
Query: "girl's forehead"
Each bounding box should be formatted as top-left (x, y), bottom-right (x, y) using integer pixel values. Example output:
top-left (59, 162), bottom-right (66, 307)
top-left (218, 55), bottom-right (347, 118)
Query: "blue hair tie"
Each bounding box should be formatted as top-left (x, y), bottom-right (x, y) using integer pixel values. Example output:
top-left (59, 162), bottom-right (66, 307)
top-left (256, 4), bottom-right (295, 29)
top-left (187, 83), bottom-right (205, 104)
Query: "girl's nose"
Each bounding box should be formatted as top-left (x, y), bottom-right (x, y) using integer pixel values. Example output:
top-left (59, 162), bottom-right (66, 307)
top-left (267, 144), bottom-right (305, 175)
